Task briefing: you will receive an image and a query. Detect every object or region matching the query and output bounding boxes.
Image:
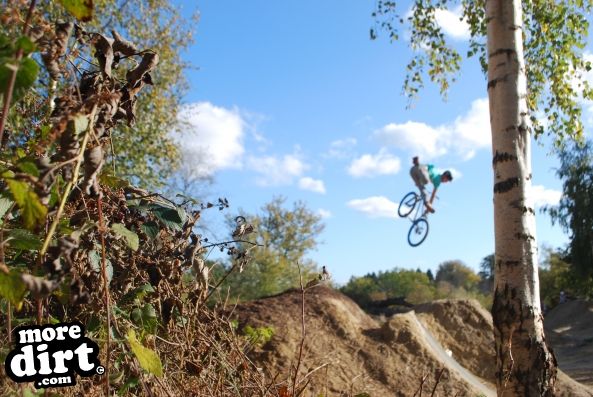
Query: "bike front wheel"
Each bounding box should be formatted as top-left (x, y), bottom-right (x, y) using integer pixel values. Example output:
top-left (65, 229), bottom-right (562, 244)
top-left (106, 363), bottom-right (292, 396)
top-left (407, 218), bottom-right (429, 247)
top-left (398, 192), bottom-right (419, 218)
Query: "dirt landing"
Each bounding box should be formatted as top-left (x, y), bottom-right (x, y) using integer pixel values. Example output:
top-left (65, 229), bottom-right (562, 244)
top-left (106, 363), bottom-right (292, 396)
top-left (545, 300), bottom-right (593, 387)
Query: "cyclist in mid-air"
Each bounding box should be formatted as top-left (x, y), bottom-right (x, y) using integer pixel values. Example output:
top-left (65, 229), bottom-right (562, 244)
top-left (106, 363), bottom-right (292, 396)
top-left (409, 156), bottom-right (453, 214)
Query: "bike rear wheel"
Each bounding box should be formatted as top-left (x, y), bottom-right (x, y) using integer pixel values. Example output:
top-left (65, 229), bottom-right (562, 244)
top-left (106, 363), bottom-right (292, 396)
top-left (398, 191), bottom-right (419, 218)
top-left (408, 218), bottom-right (429, 247)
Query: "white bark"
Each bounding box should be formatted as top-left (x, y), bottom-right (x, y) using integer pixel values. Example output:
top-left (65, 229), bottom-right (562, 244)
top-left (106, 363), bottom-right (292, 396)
top-left (486, 0), bottom-right (557, 395)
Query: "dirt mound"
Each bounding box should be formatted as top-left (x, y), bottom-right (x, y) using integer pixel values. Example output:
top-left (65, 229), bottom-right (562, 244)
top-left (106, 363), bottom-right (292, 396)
top-left (415, 300), bottom-right (495, 380)
top-left (234, 287), bottom-right (492, 396)
top-left (416, 299), bottom-right (593, 396)
top-left (545, 300), bottom-right (593, 386)
top-left (232, 287), bottom-right (593, 396)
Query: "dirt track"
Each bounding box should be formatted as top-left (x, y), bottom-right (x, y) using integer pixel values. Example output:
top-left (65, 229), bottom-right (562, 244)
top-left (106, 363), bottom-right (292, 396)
top-left (233, 286), bottom-right (593, 396)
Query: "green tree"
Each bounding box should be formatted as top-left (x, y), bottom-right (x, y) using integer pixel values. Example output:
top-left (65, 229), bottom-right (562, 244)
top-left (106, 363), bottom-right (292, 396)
top-left (222, 197), bottom-right (324, 301)
top-left (342, 268), bottom-right (435, 306)
top-left (539, 247), bottom-right (574, 307)
top-left (340, 276), bottom-right (380, 307)
top-left (373, 0), bottom-right (592, 390)
top-left (435, 260), bottom-right (481, 291)
top-left (477, 254), bottom-right (494, 293)
top-left (546, 141), bottom-right (593, 296)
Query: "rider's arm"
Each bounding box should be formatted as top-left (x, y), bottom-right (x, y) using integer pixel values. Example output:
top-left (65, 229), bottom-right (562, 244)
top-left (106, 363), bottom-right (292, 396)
top-left (429, 188), bottom-right (438, 205)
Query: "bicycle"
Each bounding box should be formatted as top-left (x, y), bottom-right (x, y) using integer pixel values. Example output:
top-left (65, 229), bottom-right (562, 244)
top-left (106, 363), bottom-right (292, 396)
top-left (397, 191), bottom-right (432, 247)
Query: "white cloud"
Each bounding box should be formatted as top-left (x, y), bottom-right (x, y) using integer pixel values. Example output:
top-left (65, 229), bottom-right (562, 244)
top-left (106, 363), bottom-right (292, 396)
top-left (298, 177), bottom-right (326, 194)
top-left (374, 97), bottom-right (491, 161)
top-left (347, 196), bottom-right (399, 219)
top-left (175, 102), bottom-right (245, 177)
top-left (347, 149), bottom-right (402, 178)
top-left (434, 6), bottom-right (470, 41)
top-left (374, 122), bottom-right (446, 159)
top-left (247, 153), bottom-right (308, 186)
top-left (531, 185), bottom-right (561, 208)
top-left (326, 138), bottom-right (357, 159)
top-left (317, 209), bottom-right (332, 219)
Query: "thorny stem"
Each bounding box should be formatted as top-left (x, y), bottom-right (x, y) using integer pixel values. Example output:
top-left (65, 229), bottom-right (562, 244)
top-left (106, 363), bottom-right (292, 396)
top-left (97, 195), bottom-right (111, 397)
top-left (36, 104), bottom-right (97, 326)
top-left (430, 368), bottom-right (445, 397)
top-left (0, 227), bottom-right (11, 343)
top-left (0, 0), bottom-right (38, 148)
top-left (291, 263), bottom-right (307, 397)
top-left (39, 105), bottom-right (98, 257)
top-left (203, 243), bottom-right (260, 303)
top-left (413, 373), bottom-right (429, 397)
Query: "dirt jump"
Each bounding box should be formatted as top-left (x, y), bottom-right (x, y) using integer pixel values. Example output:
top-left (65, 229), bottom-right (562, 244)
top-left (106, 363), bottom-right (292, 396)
top-left (232, 286), bottom-right (593, 396)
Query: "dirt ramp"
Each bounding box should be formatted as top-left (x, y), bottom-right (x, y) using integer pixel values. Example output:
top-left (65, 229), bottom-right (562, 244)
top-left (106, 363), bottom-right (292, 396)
top-left (545, 300), bottom-right (593, 387)
top-left (415, 299), bottom-right (496, 380)
top-left (233, 288), bottom-right (592, 396)
top-left (233, 287), bottom-right (492, 396)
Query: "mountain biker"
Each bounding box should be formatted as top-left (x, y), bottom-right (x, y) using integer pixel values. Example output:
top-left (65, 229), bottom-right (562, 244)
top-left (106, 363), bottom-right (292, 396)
top-left (409, 156), bottom-right (453, 213)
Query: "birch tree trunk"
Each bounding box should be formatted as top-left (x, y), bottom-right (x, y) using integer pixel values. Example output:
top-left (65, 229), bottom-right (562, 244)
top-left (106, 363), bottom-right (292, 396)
top-left (486, 0), bottom-right (557, 395)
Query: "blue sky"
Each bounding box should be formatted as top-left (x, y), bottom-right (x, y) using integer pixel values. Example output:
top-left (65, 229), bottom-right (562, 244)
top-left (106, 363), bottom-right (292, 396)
top-left (173, 0), bottom-right (592, 284)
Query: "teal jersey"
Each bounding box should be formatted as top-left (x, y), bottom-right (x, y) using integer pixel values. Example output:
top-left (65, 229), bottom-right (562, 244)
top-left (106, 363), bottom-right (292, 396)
top-left (427, 164), bottom-right (441, 188)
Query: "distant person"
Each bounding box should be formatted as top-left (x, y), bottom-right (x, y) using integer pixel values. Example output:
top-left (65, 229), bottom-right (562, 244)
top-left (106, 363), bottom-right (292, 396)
top-left (409, 156), bottom-right (453, 213)
top-left (560, 291), bottom-right (567, 304)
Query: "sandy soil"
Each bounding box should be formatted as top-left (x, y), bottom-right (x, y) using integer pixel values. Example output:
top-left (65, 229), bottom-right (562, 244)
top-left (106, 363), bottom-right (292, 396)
top-left (232, 286), bottom-right (593, 396)
top-left (545, 300), bottom-right (593, 387)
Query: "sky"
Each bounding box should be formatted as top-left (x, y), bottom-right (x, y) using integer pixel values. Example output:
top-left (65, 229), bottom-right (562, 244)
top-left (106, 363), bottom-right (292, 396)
top-left (172, 0), bottom-right (592, 284)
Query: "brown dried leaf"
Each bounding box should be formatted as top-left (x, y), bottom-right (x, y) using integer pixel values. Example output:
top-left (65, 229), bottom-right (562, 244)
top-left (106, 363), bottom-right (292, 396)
top-left (126, 52), bottom-right (159, 86)
top-left (82, 145), bottom-right (104, 197)
top-left (93, 33), bottom-right (114, 78)
top-left (112, 30), bottom-right (137, 56)
top-left (41, 22), bottom-right (73, 80)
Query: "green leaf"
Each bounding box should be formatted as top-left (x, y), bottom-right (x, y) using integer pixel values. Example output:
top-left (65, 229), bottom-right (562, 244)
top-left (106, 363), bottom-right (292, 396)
top-left (140, 221), bottom-right (159, 240)
top-left (126, 329), bottom-right (163, 377)
top-left (100, 173), bottom-right (130, 189)
top-left (0, 57), bottom-right (39, 104)
top-left (130, 303), bottom-right (158, 333)
top-left (7, 229), bottom-right (42, 251)
top-left (122, 283), bottom-right (155, 303)
top-left (0, 34), bottom-right (13, 58)
top-left (22, 387), bottom-right (46, 397)
top-left (149, 205), bottom-right (184, 231)
top-left (4, 176), bottom-right (47, 230)
top-left (17, 160), bottom-right (40, 177)
top-left (0, 270), bottom-right (28, 310)
top-left (48, 174), bottom-right (63, 208)
top-left (130, 307), bottom-right (142, 323)
top-left (68, 114), bottom-right (90, 136)
top-left (117, 376), bottom-right (139, 395)
top-left (0, 197), bottom-right (13, 222)
top-left (111, 223), bottom-right (139, 251)
top-left (58, 0), bottom-right (94, 22)
top-left (141, 303), bottom-right (158, 333)
top-left (15, 36), bottom-right (36, 55)
top-left (88, 250), bottom-right (113, 284)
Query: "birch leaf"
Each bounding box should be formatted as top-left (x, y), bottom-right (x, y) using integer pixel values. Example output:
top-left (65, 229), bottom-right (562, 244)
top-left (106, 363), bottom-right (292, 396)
top-left (58, 0), bottom-right (94, 22)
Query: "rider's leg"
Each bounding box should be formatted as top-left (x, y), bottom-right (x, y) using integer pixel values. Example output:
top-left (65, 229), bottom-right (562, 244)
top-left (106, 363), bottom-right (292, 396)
top-left (419, 185), bottom-right (434, 213)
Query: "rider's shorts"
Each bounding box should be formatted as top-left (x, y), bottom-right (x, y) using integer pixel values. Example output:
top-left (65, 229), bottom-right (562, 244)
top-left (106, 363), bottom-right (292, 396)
top-left (410, 165), bottom-right (429, 203)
